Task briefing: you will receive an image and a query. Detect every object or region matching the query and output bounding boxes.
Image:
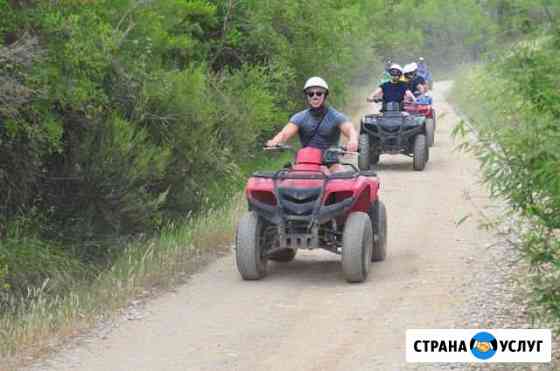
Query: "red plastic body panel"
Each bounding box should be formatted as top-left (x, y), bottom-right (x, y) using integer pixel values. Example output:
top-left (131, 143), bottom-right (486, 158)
top-left (246, 176), bottom-right (379, 213)
top-left (245, 148), bottom-right (381, 220)
top-left (404, 103), bottom-right (433, 118)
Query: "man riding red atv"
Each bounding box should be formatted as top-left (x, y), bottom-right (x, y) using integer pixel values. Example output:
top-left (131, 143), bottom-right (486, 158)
top-left (236, 145), bottom-right (387, 283)
top-left (236, 77), bottom-right (387, 283)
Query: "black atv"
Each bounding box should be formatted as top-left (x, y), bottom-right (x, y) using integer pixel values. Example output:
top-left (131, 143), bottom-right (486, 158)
top-left (358, 101), bottom-right (429, 171)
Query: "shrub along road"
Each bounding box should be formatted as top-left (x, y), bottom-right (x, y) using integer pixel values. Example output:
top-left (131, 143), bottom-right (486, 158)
top-left (27, 82), bottom-right (519, 370)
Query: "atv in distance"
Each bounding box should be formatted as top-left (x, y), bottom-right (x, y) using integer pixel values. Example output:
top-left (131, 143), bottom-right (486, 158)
top-left (236, 145), bottom-right (387, 283)
top-left (358, 100), bottom-right (429, 171)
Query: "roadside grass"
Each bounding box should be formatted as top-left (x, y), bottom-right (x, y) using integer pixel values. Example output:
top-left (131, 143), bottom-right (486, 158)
top-left (0, 152), bottom-right (291, 369)
top-left (0, 194), bottom-right (244, 368)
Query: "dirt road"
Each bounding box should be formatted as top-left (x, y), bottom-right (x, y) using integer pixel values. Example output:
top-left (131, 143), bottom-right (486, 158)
top-left (30, 81), bottom-right (498, 371)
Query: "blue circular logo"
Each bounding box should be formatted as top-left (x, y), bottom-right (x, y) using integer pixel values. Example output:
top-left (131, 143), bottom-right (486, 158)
top-left (470, 332), bottom-right (498, 360)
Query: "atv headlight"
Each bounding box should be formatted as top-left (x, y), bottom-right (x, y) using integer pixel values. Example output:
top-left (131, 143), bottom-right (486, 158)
top-left (250, 191), bottom-right (277, 206)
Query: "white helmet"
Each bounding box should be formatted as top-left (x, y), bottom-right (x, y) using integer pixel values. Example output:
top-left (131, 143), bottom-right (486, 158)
top-left (403, 63), bottom-right (418, 74)
top-left (388, 63), bottom-right (403, 75)
top-left (303, 76), bottom-right (329, 92)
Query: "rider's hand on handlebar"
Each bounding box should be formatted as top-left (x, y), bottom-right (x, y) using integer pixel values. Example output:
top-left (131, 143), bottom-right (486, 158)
top-left (346, 141), bottom-right (358, 152)
top-left (265, 140), bottom-right (287, 150)
top-left (264, 142), bottom-right (292, 151)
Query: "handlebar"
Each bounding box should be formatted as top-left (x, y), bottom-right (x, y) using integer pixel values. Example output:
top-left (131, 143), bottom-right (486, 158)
top-left (326, 146), bottom-right (358, 156)
top-left (263, 144), bottom-right (293, 151)
top-left (264, 144), bottom-right (357, 156)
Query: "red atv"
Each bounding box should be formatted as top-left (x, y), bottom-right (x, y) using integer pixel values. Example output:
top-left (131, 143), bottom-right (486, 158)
top-left (404, 96), bottom-right (436, 147)
top-left (235, 145), bottom-right (387, 283)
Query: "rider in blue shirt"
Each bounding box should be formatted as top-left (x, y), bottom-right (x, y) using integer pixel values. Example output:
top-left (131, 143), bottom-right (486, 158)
top-left (267, 77), bottom-right (358, 152)
top-left (367, 64), bottom-right (416, 109)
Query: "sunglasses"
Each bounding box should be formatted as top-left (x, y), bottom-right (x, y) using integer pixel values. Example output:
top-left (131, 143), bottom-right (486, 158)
top-left (306, 91), bottom-right (325, 98)
top-left (389, 72), bottom-right (401, 77)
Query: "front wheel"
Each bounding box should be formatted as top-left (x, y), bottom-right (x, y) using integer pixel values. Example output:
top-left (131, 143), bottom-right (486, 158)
top-left (370, 201), bottom-right (388, 262)
top-left (358, 134), bottom-right (370, 170)
top-left (235, 212), bottom-right (268, 280)
top-left (425, 119), bottom-right (435, 147)
top-left (342, 212), bottom-right (373, 283)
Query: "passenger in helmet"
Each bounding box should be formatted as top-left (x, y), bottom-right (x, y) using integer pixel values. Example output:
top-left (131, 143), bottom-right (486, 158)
top-left (379, 58), bottom-right (393, 84)
top-left (403, 63), bottom-right (427, 96)
top-left (384, 58), bottom-right (393, 72)
top-left (367, 64), bottom-right (416, 109)
top-left (266, 76), bottom-right (358, 153)
top-left (416, 57), bottom-right (433, 89)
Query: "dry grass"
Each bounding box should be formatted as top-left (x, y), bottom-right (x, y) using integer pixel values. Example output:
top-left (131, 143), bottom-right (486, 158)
top-left (0, 195), bottom-right (245, 370)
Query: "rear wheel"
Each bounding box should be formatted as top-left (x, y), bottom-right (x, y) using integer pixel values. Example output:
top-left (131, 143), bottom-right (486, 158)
top-left (358, 134), bottom-right (370, 170)
top-left (235, 212), bottom-right (268, 280)
top-left (425, 119), bottom-right (435, 147)
top-left (269, 248), bottom-right (296, 262)
top-left (426, 143), bottom-right (430, 163)
top-left (413, 134), bottom-right (427, 171)
top-left (371, 140), bottom-right (380, 165)
top-left (370, 201), bottom-right (387, 262)
top-left (432, 109), bottom-right (437, 145)
top-left (342, 212), bottom-right (373, 283)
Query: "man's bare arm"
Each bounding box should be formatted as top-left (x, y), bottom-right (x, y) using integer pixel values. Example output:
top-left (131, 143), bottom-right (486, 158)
top-left (340, 121), bottom-right (358, 152)
top-left (267, 123), bottom-right (299, 146)
top-left (367, 87), bottom-right (383, 102)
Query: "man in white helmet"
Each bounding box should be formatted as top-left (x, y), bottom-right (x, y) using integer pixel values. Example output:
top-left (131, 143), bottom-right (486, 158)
top-left (403, 62), bottom-right (427, 96)
top-left (266, 76), bottom-right (358, 153)
top-left (367, 64), bottom-right (416, 109)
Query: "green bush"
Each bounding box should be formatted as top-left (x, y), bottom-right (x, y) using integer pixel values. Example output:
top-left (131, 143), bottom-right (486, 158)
top-left (453, 32), bottom-right (560, 324)
top-left (0, 216), bottom-right (88, 305)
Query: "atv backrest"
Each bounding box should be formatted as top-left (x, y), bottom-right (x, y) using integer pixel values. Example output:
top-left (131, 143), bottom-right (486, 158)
top-left (382, 101), bottom-right (402, 112)
top-left (295, 147), bottom-right (323, 165)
